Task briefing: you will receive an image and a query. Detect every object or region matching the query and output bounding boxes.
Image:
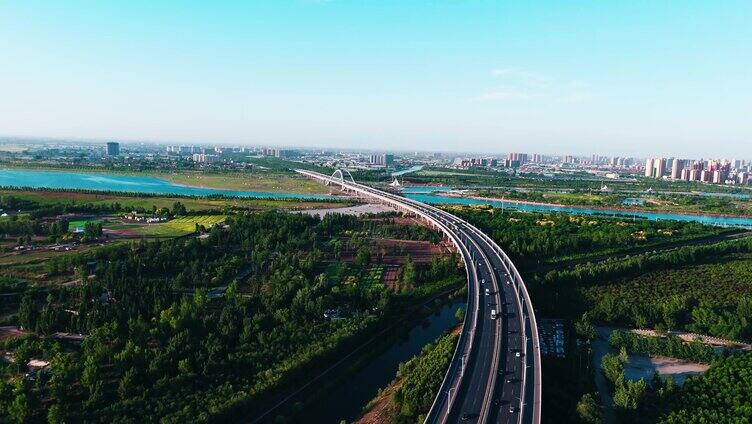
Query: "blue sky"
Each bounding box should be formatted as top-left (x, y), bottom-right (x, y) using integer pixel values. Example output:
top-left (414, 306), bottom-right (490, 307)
top-left (1, 1), bottom-right (750, 157)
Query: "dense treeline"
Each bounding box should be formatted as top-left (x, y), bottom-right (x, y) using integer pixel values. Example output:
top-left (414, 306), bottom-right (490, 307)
top-left (0, 215), bottom-right (66, 238)
top-left (532, 238), bottom-right (752, 324)
top-left (656, 352), bottom-right (752, 423)
top-left (608, 331), bottom-right (717, 363)
top-left (448, 207), bottom-right (726, 268)
top-left (1, 188), bottom-right (346, 219)
top-left (599, 350), bottom-right (752, 423)
top-left (583, 254), bottom-right (752, 342)
top-left (0, 211), bottom-right (463, 423)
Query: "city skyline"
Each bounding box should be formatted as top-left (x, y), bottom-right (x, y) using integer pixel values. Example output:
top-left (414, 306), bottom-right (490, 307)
top-left (4, 135), bottom-right (752, 162)
top-left (1, 1), bottom-right (751, 157)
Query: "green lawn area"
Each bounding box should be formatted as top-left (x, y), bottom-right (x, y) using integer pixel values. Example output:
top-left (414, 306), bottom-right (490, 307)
top-left (68, 219), bottom-right (99, 230)
top-left (164, 172), bottom-right (329, 194)
top-left (360, 266), bottom-right (385, 291)
top-left (135, 215), bottom-right (227, 237)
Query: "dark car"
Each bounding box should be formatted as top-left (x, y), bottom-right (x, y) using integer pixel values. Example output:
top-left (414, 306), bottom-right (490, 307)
top-left (461, 413), bottom-right (479, 421)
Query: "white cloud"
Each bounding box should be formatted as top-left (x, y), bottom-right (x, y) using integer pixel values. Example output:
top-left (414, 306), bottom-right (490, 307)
top-left (480, 68), bottom-right (589, 103)
top-left (477, 87), bottom-right (540, 101)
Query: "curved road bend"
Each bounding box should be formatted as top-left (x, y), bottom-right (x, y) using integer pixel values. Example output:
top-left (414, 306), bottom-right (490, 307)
top-left (295, 170), bottom-right (541, 424)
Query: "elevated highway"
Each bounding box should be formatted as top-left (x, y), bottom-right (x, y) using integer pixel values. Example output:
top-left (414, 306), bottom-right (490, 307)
top-left (296, 169), bottom-right (542, 424)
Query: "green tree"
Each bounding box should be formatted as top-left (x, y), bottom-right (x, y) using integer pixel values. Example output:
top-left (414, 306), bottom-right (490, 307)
top-left (613, 378), bottom-right (646, 411)
top-left (576, 393), bottom-right (603, 424)
top-left (455, 307), bottom-right (466, 323)
top-left (8, 380), bottom-right (29, 424)
top-left (18, 294), bottom-right (38, 331)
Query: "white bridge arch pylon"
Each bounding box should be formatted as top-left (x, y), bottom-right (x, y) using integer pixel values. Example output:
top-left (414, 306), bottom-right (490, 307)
top-left (327, 169), bottom-right (355, 189)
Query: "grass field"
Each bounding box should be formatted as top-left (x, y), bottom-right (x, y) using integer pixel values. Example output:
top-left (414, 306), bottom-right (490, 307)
top-left (361, 266), bottom-right (385, 291)
top-left (135, 215), bottom-right (227, 237)
top-left (68, 219), bottom-right (99, 230)
top-left (164, 172), bottom-right (329, 194)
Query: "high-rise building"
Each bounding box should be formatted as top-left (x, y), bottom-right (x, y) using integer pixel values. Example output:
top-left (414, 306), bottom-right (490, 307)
top-left (192, 153), bottom-right (218, 164)
top-left (106, 142), bottom-right (120, 156)
top-left (507, 152), bottom-right (528, 163)
top-left (671, 159), bottom-right (683, 179)
top-left (645, 158), bottom-right (654, 177)
top-left (654, 158), bottom-right (666, 178)
top-left (369, 153), bottom-right (394, 166)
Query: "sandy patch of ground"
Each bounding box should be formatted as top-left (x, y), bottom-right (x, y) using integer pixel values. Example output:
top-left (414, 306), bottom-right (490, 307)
top-left (355, 380), bottom-right (402, 424)
top-left (0, 326), bottom-right (26, 341)
top-left (341, 238), bottom-right (450, 265)
top-left (297, 203), bottom-right (395, 217)
top-left (625, 355), bottom-right (709, 385)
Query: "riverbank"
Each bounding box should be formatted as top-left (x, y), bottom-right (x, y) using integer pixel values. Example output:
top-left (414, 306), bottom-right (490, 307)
top-left (249, 282), bottom-right (466, 424)
top-left (356, 325), bottom-right (462, 424)
top-left (0, 187), bottom-right (352, 213)
top-left (0, 168), bottom-right (338, 200)
top-left (461, 193), bottom-right (752, 220)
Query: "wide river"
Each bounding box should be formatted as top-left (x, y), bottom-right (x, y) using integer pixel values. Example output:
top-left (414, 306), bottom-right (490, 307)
top-left (0, 168), bottom-right (328, 200)
top-left (2, 168), bottom-right (752, 228)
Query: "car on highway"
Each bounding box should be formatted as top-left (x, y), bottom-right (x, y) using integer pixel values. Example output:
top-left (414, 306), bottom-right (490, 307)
top-left (461, 412), bottom-right (479, 421)
top-left (515, 351), bottom-right (521, 358)
top-left (509, 405), bottom-right (516, 414)
top-left (485, 288), bottom-right (490, 296)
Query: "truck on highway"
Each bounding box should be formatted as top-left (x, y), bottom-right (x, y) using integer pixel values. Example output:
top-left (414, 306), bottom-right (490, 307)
top-left (491, 309), bottom-right (497, 319)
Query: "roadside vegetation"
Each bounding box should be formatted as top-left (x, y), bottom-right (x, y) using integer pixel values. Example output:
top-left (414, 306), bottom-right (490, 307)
top-left (441, 204), bottom-right (752, 424)
top-left (359, 331), bottom-right (458, 424)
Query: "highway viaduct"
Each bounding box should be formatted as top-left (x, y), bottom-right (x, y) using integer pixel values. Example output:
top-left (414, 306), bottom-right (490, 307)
top-left (296, 169), bottom-right (542, 424)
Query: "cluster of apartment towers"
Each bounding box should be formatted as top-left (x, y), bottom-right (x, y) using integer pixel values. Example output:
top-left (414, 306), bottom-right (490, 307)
top-left (644, 158), bottom-right (751, 185)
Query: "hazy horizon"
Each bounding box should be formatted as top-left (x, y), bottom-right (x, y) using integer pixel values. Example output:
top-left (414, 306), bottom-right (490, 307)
top-left (1, 1), bottom-right (750, 158)
top-left (6, 134), bottom-right (752, 161)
